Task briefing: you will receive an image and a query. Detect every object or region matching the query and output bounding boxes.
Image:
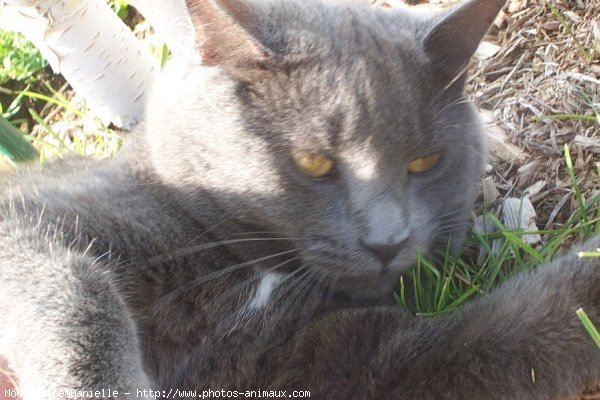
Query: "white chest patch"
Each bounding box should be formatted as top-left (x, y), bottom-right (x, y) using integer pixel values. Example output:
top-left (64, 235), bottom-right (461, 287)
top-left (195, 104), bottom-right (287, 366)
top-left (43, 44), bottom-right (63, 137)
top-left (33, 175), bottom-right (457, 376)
top-left (248, 272), bottom-right (284, 310)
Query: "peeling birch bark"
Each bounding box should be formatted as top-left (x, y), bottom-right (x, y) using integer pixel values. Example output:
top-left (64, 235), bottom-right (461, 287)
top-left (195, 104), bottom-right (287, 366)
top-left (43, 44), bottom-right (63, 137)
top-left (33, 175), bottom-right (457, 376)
top-left (128, 0), bottom-right (195, 60)
top-left (0, 0), bottom-right (158, 128)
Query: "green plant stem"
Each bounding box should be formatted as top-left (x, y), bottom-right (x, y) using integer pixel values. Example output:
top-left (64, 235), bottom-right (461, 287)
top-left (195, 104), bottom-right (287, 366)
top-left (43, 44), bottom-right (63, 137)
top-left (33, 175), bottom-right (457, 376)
top-left (564, 144), bottom-right (590, 234)
top-left (578, 251), bottom-right (600, 257)
top-left (531, 114), bottom-right (597, 122)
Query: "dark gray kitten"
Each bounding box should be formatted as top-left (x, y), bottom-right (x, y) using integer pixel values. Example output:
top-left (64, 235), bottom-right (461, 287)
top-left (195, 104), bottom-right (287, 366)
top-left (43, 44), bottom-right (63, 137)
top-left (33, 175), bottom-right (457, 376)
top-left (1, 0), bottom-right (600, 399)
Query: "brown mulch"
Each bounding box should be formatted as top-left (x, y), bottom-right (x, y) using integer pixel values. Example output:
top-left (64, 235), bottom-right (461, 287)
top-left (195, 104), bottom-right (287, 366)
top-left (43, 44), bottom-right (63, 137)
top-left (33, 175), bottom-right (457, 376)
top-left (471, 0), bottom-right (600, 234)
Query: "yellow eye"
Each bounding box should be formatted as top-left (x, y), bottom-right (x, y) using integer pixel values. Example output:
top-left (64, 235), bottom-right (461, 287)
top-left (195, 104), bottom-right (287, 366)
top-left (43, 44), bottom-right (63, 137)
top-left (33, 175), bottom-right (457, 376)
top-left (408, 152), bottom-right (442, 174)
top-left (293, 152), bottom-right (335, 179)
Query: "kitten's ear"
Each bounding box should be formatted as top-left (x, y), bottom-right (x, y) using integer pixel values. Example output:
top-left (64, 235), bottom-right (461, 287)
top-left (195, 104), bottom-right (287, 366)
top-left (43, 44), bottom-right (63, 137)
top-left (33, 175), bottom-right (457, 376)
top-left (186, 0), bottom-right (271, 68)
top-left (422, 0), bottom-right (505, 83)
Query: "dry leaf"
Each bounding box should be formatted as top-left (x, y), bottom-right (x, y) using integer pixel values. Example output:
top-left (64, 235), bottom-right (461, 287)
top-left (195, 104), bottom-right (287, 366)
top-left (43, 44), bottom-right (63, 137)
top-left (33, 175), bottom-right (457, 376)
top-left (502, 197), bottom-right (542, 244)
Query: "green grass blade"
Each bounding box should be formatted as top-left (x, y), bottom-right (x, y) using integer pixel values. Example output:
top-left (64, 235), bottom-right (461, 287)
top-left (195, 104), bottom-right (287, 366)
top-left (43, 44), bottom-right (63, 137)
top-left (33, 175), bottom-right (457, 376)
top-left (544, 1), bottom-right (593, 62)
top-left (576, 308), bottom-right (600, 349)
top-left (441, 285), bottom-right (480, 312)
top-left (20, 90), bottom-right (83, 117)
top-left (412, 257), bottom-right (422, 314)
top-left (0, 115), bottom-right (38, 162)
top-left (502, 231), bottom-right (544, 264)
top-left (436, 276), bottom-right (452, 311)
top-left (28, 108), bottom-right (69, 154)
top-left (564, 144), bottom-right (590, 235)
top-left (578, 90), bottom-right (600, 124)
top-left (395, 276), bottom-right (408, 309)
top-left (2, 85), bottom-right (28, 119)
top-left (579, 251), bottom-right (600, 257)
top-left (532, 114), bottom-right (597, 122)
top-left (160, 43), bottom-right (170, 69)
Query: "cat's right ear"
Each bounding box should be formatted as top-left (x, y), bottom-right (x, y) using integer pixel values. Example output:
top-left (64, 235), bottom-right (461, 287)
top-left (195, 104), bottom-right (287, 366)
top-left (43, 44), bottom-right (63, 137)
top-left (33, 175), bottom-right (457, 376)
top-left (420, 0), bottom-right (506, 86)
top-left (185, 0), bottom-right (272, 70)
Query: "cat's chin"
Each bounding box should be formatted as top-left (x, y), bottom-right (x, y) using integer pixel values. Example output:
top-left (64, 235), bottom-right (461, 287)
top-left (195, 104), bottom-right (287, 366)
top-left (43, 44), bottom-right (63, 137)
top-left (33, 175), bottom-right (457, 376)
top-left (336, 272), bottom-right (400, 306)
top-left (327, 269), bottom-right (403, 303)
top-left (295, 249), bottom-right (419, 301)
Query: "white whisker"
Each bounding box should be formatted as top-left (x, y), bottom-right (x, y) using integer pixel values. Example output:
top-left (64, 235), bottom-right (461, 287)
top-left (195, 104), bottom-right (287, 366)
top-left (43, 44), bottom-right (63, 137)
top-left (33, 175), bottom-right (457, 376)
top-left (162, 248), bottom-right (299, 301)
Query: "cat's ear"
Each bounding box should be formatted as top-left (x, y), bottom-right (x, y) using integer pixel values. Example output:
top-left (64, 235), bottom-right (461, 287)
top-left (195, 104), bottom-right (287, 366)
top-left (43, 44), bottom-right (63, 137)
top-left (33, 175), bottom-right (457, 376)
top-left (185, 0), bottom-right (271, 69)
top-left (422, 0), bottom-right (505, 84)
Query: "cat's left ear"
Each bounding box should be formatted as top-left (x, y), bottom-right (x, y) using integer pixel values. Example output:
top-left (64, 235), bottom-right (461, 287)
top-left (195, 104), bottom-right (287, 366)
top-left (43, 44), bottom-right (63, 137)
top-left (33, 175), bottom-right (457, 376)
top-left (185, 0), bottom-right (272, 69)
top-left (421, 0), bottom-right (506, 84)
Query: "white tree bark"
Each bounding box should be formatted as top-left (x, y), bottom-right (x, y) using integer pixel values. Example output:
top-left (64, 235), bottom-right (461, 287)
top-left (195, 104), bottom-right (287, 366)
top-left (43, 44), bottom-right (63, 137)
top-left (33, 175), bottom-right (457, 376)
top-left (128, 0), bottom-right (195, 61)
top-left (0, 0), bottom-right (160, 128)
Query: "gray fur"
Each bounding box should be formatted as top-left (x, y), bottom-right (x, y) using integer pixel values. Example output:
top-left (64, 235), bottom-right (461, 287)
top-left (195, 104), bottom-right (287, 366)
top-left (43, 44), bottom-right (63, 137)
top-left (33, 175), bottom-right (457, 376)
top-left (1, 0), bottom-right (599, 398)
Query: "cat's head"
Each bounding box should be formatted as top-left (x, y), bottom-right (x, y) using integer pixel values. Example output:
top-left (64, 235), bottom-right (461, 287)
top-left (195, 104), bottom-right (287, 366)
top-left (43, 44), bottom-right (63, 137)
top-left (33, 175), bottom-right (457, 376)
top-left (143, 0), bottom-right (504, 297)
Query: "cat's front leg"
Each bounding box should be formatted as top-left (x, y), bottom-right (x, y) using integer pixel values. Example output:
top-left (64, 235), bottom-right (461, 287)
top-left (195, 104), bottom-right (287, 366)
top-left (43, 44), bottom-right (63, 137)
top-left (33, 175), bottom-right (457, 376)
top-left (0, 222), bottom-right (152, 400)
top-left (277, 238), bottom-right (600, 399)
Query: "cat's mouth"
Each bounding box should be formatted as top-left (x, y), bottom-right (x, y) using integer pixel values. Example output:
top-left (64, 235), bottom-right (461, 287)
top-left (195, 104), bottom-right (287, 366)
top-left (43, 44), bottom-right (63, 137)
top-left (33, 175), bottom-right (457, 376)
top-left (296, 239), bottom-right (424, 299)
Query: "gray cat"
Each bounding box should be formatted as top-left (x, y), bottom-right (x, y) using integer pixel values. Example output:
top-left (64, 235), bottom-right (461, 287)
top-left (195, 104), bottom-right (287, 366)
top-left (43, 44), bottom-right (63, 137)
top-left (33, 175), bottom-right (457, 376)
top-left (1, 0), bottom-right (599, 398)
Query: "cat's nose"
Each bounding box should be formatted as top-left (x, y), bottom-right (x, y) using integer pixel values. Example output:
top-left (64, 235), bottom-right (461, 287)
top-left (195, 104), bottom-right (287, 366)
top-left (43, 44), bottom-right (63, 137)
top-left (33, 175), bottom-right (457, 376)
top-left (360, 239), bottom-right (405, 267)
